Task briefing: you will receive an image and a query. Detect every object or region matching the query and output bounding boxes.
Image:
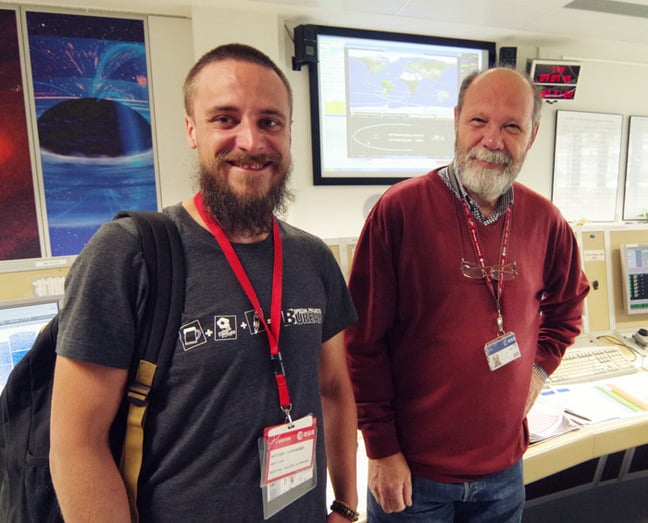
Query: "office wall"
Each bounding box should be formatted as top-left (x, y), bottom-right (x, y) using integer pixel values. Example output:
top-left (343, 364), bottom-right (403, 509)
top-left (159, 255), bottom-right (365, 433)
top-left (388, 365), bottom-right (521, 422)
top-left (3, 2), bottom-right (648, 309)
top-left (173, 4), bottom-right (648, 240)
top-left (148, 15), bottom-right (195, 208)
top-left (3, 3), bottom-right (648, 241)
top-left (169, 5), bottom-right (648, 333)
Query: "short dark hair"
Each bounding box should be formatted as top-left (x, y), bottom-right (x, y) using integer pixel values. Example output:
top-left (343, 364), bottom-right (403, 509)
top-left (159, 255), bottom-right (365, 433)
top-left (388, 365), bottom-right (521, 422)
top-left (456, 68), bottom-right (542, 130)
top-left (183, 43), bottom-right (293, 117)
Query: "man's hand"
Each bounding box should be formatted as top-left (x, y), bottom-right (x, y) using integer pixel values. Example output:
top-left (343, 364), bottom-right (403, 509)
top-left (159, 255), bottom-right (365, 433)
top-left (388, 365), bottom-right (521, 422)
top-left (524, 371), bottom-right (545, 417)
top-left (368, 452), bottom-right (413, 513)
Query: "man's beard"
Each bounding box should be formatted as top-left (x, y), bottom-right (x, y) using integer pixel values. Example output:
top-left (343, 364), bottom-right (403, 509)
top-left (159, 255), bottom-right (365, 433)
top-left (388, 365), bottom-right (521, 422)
top-left (199, 152), bottom-right (293, 238)
top-left (455, 147), bottom-right (524, 203)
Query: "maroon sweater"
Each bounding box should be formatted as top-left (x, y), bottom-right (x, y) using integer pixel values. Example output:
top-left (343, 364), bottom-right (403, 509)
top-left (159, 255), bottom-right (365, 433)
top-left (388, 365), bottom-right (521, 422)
top-left (345, 169), bottom-right (589, 483)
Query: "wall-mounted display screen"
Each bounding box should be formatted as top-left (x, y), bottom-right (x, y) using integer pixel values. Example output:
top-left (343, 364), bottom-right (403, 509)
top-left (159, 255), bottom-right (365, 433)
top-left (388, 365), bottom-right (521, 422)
top-left (293, 25), bottom-right (495, 185)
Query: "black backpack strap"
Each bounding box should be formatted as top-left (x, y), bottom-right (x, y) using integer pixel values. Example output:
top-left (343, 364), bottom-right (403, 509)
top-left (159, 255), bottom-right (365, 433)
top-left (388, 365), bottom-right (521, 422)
top-left (112, 210), bottom-right (185, 523)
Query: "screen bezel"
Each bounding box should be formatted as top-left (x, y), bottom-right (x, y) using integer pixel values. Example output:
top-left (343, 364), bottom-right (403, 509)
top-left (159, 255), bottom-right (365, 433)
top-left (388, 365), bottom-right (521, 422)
top-left (299, 24), bottom-right (496, 186)
top-left (0, 296), bottom-right (62, 329)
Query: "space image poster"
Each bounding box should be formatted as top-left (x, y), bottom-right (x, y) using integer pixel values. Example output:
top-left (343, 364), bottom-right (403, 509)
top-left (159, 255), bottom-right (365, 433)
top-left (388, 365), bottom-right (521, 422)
top-left (27, 12), bottom-right (158, 257)
top-left (0, 9), bottom-right (41, 261)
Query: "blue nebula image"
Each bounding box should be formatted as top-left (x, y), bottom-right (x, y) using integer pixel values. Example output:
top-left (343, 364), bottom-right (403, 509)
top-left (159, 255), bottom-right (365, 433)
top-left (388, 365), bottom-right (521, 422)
top-left (41, 150), bottom-right (156, 256)
top-left (27, 13), bottom-right (157, 257)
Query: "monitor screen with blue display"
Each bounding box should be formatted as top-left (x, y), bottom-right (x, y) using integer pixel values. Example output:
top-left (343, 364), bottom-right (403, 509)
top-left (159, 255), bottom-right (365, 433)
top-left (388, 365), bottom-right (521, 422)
top-left (0, 297), bottom-right (61, 392)
top-left (293, 24), bottom-right (495, 185)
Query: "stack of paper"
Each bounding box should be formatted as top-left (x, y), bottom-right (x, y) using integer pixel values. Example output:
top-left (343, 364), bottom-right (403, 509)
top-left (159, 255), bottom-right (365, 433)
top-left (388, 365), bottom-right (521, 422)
top-left (528, 399), bottom-right (578, 443)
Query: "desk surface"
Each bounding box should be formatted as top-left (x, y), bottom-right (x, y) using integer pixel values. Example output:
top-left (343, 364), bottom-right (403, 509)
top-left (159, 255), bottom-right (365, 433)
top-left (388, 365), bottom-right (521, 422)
top-left (524, 336), bottom-right (648, 484)
top-left (523, 410), bottom-right (648, 483)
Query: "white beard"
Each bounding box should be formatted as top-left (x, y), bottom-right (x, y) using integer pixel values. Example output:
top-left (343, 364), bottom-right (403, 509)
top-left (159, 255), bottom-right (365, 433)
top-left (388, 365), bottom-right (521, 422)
top-left (456, 148), bottom-right (523, 202)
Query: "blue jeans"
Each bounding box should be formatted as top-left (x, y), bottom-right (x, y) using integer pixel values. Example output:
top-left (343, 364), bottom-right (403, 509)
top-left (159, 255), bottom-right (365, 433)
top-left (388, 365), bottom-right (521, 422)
top-left (367, 460), bottom-right (525, 523)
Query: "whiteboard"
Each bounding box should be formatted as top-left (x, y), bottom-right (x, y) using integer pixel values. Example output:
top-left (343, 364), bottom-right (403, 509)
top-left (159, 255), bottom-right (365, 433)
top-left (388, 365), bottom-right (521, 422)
top-left (552, 110), bottom-right (623, 222)
top-left (624, 116), bottom-right (648, 220)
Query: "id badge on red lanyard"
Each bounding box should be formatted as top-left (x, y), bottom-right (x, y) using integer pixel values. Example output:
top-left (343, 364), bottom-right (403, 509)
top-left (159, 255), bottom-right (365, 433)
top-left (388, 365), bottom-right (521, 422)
top-left (258, 414), bottom-right (318, 519)
top-left (193, 193), bottom-right (318, 517)
top-left (462, 202), bottom-right (521, 371)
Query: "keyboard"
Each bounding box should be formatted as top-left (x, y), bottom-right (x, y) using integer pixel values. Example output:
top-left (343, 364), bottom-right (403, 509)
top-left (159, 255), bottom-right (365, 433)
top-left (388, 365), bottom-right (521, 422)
top-left (548, 345), bottom-right (637, 384)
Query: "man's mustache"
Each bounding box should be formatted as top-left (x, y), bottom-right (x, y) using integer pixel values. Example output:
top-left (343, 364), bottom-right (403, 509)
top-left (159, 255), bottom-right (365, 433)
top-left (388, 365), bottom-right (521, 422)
top-left (467, 148), bottom-right (512, 167)
top-left (216, 151), bottom-right (283, 168)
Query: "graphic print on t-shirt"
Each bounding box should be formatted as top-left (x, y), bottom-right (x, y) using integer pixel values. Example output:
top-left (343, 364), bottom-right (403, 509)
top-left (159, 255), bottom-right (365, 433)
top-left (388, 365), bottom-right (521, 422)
top-left (178, 306), bottom-right (324, 352)
top-left (179, 320), bottom-right (206, 351)
top-left (215, 315), bottom-right (238, 341)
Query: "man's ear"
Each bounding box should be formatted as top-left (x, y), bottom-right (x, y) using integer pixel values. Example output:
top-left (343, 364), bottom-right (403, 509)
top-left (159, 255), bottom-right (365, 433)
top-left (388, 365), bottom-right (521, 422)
top-left (185, 115), bottom-right (198, 149)
top-left (527, 122), bottom-right (540, 150)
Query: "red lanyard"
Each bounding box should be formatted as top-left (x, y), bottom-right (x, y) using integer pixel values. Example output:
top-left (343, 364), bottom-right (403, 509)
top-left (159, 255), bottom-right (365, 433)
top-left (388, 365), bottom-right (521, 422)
top-left (461, 201), bottom-right (512, 334)
top-left (193, 192), bottom-right (292, 420)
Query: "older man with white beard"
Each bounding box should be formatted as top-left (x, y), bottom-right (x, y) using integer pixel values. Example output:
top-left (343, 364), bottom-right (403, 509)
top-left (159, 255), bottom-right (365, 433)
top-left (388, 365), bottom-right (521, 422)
top-left (345, 67), bottom-right (589, 523)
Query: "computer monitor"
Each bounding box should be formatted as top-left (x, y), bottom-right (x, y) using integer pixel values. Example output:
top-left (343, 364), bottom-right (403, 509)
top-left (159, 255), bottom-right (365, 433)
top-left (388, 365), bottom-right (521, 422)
top-left (620, 243), bottom-right (648, 315)
top-left (0, 297), bottom-right (61, 392)
top-left (292, 24), bottom-right (495, 185)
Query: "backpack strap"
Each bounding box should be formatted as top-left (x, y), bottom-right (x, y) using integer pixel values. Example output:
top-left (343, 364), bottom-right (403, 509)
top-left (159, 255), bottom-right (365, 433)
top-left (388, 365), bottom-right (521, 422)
top-left (113, 211), bottom-right (185, 523)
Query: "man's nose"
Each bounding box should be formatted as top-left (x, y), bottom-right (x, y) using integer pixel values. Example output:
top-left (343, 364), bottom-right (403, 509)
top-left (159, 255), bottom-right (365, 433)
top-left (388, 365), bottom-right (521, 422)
top-left (235, 120), bottom-right (264, 151)
top-left (481, 125), bottom-right (504, 150)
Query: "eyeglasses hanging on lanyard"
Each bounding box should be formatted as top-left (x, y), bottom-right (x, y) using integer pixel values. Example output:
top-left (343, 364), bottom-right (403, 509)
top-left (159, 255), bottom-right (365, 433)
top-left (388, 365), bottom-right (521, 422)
top-left (460, 201), bottom-right (514, 335)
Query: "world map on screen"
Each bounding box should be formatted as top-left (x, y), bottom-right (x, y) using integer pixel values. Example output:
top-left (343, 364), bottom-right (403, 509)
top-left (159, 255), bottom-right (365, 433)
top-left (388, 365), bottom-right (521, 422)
top-left (347, 52), bottom-right (458, 114)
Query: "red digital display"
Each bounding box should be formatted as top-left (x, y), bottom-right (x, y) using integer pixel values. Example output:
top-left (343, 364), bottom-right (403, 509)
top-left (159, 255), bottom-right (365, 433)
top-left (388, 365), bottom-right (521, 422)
top-left (531, 63), bottom-right (580, 85)
top-left (536, 85), bottom-right (577, 100)
top-left (528, 60), bottom-right (580, 101)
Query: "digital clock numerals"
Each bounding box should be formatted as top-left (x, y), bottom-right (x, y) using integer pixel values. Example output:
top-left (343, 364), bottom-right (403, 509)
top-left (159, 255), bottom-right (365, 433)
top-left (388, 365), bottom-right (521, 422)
top-left (538, 67), bottom-right (575, 84)
top-left (530, 62), bottom-right (580, 100)
top-left (532, 64), bottom-right (580, 85)
top-left (539, 86), bottom-right (576, 100)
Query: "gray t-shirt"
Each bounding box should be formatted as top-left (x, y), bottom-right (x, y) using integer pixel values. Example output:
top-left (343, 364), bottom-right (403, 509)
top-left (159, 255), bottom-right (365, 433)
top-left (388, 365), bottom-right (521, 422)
top-left (57, 204), bottom-right (357, 522)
